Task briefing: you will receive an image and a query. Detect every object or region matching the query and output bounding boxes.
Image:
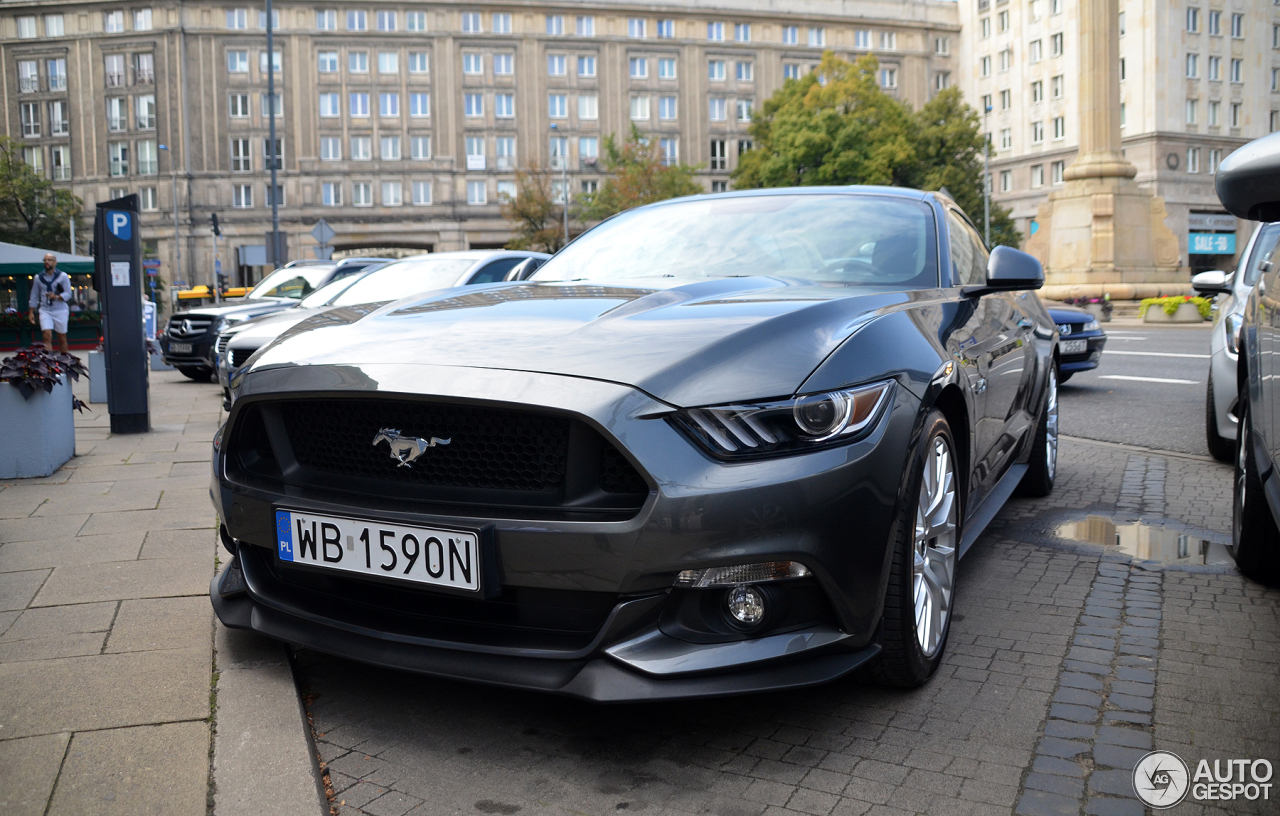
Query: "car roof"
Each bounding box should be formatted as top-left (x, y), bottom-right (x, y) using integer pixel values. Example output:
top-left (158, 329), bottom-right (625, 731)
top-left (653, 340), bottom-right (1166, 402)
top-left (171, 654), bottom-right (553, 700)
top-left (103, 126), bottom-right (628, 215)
top-left (641, 185), bottom-right (934, 211)
top-left (377, 250), bottom-right (551, 264)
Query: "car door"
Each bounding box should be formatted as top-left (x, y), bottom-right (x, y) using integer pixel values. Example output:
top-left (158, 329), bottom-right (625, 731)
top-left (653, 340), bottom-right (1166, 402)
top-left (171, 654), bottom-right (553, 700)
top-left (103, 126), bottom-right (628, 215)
top-left (1249, 227), bottom-right (1280, 467)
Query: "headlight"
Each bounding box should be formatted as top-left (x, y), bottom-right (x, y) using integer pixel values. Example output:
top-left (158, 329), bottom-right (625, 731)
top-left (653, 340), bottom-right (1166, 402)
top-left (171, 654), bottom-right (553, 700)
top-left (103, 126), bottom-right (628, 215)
top-left (1083, 318), bottom-right (1100, 332)
top-left (670, 380), bottom-right (894, 459)
top-left (1225, 313), bottom-right (1243, 355)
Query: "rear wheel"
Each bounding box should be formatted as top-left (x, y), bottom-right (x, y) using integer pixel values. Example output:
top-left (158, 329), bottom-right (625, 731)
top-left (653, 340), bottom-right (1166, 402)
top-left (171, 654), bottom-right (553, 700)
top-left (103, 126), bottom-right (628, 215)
top-left (870, 410), bottom-right (958, 688)
top-left (1232, 394), bottom-right (1280, 585)
top-left (1017, 365), bottom-right (1058, 498)
top-left (177, 365), bottom-right (213, 382)
top-left (1206, 370), bottom-right (1234, 463)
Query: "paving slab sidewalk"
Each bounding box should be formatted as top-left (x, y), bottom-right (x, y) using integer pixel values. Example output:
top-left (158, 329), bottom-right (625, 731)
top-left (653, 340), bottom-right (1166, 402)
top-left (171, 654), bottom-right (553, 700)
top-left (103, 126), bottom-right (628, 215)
top-left (0, 371), bottom-right (322, 816)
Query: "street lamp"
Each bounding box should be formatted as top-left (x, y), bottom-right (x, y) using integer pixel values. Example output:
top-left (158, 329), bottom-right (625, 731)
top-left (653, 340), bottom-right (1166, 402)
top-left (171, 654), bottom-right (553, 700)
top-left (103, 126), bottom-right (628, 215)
top-left (549, 123), bottom-right (568, 246)
top-left (982, 104), bottom-right (992, 247)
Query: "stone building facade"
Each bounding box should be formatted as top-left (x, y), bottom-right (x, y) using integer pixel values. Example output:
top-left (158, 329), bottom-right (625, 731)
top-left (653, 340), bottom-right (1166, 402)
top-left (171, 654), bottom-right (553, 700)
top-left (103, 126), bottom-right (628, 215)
top-left (2, 0), bottom-right (959, 290)
top-left (958, 0), bottom-right (1280, 275)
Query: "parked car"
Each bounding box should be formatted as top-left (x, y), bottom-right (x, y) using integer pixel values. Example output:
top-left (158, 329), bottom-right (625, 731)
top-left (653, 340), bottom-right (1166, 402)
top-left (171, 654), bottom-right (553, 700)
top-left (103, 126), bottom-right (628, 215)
top-left (161, 257), bottom-right (392, 381)
top-left (209, 187), bottom-right (1058, 700)
top-left (1213, 130), bottom-right (1280, 585)
top-left (1047, 305), bottom-right (1107, 383)
top-left (216, 251), bottom-right (548, 407)
top-left (1192, 229), bottom-right (1279, 462)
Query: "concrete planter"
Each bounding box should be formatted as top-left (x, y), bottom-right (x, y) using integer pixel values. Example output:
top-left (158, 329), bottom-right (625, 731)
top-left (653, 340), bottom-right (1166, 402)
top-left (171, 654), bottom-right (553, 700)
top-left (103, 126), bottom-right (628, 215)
top-left (88, 350), bottom-right (108, 403)
top-left (1143, 302), bottom-right (1205, 324)
top-left (0, 377), bottom-right (75, 478)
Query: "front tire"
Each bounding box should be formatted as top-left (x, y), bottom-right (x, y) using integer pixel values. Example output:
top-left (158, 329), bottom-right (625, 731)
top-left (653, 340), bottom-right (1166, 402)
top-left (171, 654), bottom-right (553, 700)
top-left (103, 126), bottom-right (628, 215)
top-left (1206, 370), bottom-right (1234, 462)
top-left (1232, 394), bottom-right (1280, 585)
top-left (870, 410), bottom-right (959, 688)
top-left (1017, 365), bottom-right (1058, 498)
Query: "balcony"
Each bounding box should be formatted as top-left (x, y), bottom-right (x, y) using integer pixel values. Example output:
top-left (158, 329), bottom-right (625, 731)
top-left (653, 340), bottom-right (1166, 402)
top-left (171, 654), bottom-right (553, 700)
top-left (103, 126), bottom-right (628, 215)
top-left (137, 114), bottom-right (156, 130)
top-left (106, 73), bottom-right (126, 88)
top-left (51, 120), bottom-right (69, 136)
top-left (108, 116), bottom-right (127, 132)
top-left (109, 160), bottom-right (129, 177)
top-left (138, 158), bottom-right (158, 175)
top-left (495, 156), bottom-right (513, 171)
top-left (21, 122), bottom-right (41, 138)
top-left (19, 77), bottom-right (39, 93)
top-left (49, 76), bottom-right (67, 92)
top-left (135, 69), bottom-right (154, 85)
top-left (580, 156), bottom-right (599, 171)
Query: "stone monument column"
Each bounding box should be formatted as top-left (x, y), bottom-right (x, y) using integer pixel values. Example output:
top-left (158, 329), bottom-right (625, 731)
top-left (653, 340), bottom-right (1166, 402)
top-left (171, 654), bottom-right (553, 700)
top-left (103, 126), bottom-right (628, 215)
top-left (1025, 0), bottom-right (1184, 300)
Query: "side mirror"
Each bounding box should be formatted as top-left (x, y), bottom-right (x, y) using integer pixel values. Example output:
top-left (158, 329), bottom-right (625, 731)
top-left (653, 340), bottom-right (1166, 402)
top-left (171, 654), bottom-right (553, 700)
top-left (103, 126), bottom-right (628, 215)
top-left (1191, 270), bottom-right (1232, 296)
top-left (1216, 131), bottom-right (1280, 222)
top-left (966, 246), bottom-right (1045, 295)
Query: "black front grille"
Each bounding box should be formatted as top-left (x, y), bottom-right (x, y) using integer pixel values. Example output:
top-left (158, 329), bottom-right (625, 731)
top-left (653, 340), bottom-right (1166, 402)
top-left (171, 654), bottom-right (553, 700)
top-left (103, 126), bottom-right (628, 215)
top-left (229, 347), bottom-right (257, 368)
top-left (283, 399), bottom-right (572, 492)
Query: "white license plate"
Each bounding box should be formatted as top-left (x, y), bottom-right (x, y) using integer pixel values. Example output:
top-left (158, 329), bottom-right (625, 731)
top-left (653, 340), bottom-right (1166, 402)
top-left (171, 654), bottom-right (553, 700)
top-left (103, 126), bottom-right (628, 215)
top-left (275, 509), bottom-right (480, 592)
top-left (1061, 338), bottom-right (1088, 354)
top-left (170, 341), bottom-right (193, 354)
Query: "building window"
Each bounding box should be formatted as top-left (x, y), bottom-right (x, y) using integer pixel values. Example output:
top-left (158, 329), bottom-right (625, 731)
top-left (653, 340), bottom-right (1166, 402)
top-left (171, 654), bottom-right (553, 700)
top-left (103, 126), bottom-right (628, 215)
top-left (259, 50), bottom-right (283, 76)
top-left (109, 142), bottom-right (129, 176)
top-left (628, 18), bottom-right (646, 38)
top-left (784, 64), bottom-right (802, 81)
top-left (709, 60), bottom-right (726, 81)
top-left (136, 95), bottom-right (156, 129)
top-left (999, 128), bottom-right (1012, 149)
top-left (880, 31), bottom-right (897, 50)
top-left (578, 136), bottom-right (597, 163)
top-left (1000, 170), bottom-right (1012, 192)
top-left (1208, 10), bottom-right (1221, 36)
top-left (1187, 53), bottom-right (1199, 78)
top-left (1232, 102), bottom-right (1242, 127)
top-left (106, 98), bottom-right (127, 132)
top-left (660, 138), bottom-right (678, 166)
top-left (466, 136), bottom-right (486, 169)
top-left (263, 138), bottom-right (282, 170)
top-left (1186, 99), bottom-right (1198, 124)
top-left (546, 15), bottom-right (564, 36)
top-left (709, 139), bottom-right (727, 171)
top-left (20, 103), bottom-right (40, 138)
top-left (548, 55), bottom-right (567, 76)
top-left (347, 10), bottom-right (367, 31)
top-left (230, 94), bottom-right (251, 117)
top-left (1030, 40), bottom-right (1042, 63)
top-left (549, 136), bottom-right (567, 164)
top-left (1209, 100), bottom-right (1221, 125)
top-left (353, 182), bottom-right (372, 206)
top-left (494, 54), bottom-right (514, 75)
top-left (980, 57), bottom-right (991, 77)
top-left (409, 53), bottom-right (429, 74)
top-left (1000, 89), bottom-right (1011, 110)
top-left (318, 93), bottom-right (340, 117)
top-left (227, 51), bottom-right (248, 73)
top-left (461, 12), bottom-right (482, 33)
top-left (137, 140), bottom-right (158, 174)
top-left (630, 95), bottom-right (650, 120)
top-left (381, 136), bottom-right (401, 160)
top-left (51, 146), bottom-right (70, 181)
top-left (135, 186), bottom-right (156, 211)
top-left (317, 10), bottom-right (336, 30)
top-left (980, 17), bottom-right (990, 38)
top-left (379, 52), bottom-right (399, 74)
top-left (379, 93), bottom-right (400, 117)
top-left (467, 180), bottom-right (487, 205)
top-left (410, 93), bottom-right (430, 117)
top-left (1120, 103), bottom-right (1126, 128)
top-left (711, 181), bottom-right (728, 193)
top-left (581, 180), bottom-right (599, 195)
top-left (578, 94), bottom-right (598, 120)
top-left (707, 22), bottom-right (724, 42)
top-left (783, 26), bottom-right (799, 45)
top-left (495, 93), bottom-right (514, 118)
top-left (1031, 121), bottom-right (1044, 143)
top-left (808, 27), bottom-right (825, 48)
top-left (1230, 58), bottom-right (1243, 83)
top-left (736, 61), bottom-right (753, 82)
top-left (407, 11), bottom-right (427, 32)
top-left (630, 58), bottom-right (648, 79)
top-left (1187, 7), bottom-right (1201, 33)
top-left (737, 99), bottom-right (752, 121)
top-left (464, 93), bottom-right (483, 117)
top-left (411, 136), bottom-right (431, 160)
top-left (1031, 80), bottom-right (1044, 102)
top-left (738, 139), bottom-right (753, 156)
top-left (349, 52), bottom-right (368, 73)
top-left (1232, 13), bottom-right (1244, 39)
top-left (999, 48), bottom-right (1012, 71)
top-left (1187, 147), bottom-right (1201, 173)
top-left (657, 20), bottom-right (674, 39)
top-left (709, 98), bottom-right (726, 121)
top-left (1052, 116), bottom-right (1065, 139)
top-left (132, 9), bottom-right (152, 31)
top-left (577, 56), bottom-right (595, 77)
top-left (382, 182), bottom-right (401, 205)
top-left (1050, 33), bottom-right (1063, 57)
top-left (45, 14), bottom-right (65, 37)
top-left (16, 15), bottom-right (37, 38)
top-left (1208, 55), bottom-right (1220, 80)
top-left (319, 52), bottom-right (338, 73)
top-left (322, 182), bottom-right (342, 206)
top-left (412, 181), bottom-right (432, 205)
top-left (350, 93), bottom-right (370, 117)
top-left (659, 58), bottom-right (676, 79)
top-left (1051, 160), bottom-right (1065, 184)
top-left (1209, 148), bottom-right (1222, 173)
top-left (855, 30), bottom-right (872, 49)
top-left (258, 8), bottom-right (279, 29)
top-left (548, 94), bottom-right (567, 118)
top-left (935, 36), bottom-right (950, 55)
top-left (103, 10), bottom-right (125, 33)
top-left (998, 10), bottom-right (1009, 31)
top-left (1274, 111), bottom-right (1280, 133)
top-left (377, 10), bottom-right (396, 31)
top-left (49, 101), bottom-right (69, 135)
top-left (22, 146), bottom-right (43, 174)
top-left (1051, 75), bottom-right (1064, 98)
top-left (658, 96), bottom-right (677, 120)
top-left (735, 23), bottom-right (751, 43)
top-left (320, 137), bottom-right (341, 161)
top-left (18, 61), bottom-right (38, 93)
top-left (351, 137), bottom-right (371, 160)
top-left (880, 68), bottom-right (897, 88)
top-left (1031, 164), bottom-right (1044, 187)
top-left (576, 16), bottom-right (594, 36)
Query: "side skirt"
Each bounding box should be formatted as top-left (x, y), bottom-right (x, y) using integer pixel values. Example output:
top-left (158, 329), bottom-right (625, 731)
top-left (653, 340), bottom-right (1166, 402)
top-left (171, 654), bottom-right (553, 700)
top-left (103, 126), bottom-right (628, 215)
top-left (959, 463), bottom-right (1028, 559)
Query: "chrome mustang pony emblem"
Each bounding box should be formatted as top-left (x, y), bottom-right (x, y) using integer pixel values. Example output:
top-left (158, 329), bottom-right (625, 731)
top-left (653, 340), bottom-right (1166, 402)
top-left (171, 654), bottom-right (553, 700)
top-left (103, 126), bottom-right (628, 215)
top-left (372, 428), bottom-right (450, 468)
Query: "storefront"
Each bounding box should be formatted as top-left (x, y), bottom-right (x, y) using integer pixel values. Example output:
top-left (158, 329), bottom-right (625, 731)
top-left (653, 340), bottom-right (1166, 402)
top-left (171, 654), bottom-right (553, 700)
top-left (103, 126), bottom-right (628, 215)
top-left (0, 241), bottom-right (100, 350)
top-left (1188, 212), bottom-right (1239, 275)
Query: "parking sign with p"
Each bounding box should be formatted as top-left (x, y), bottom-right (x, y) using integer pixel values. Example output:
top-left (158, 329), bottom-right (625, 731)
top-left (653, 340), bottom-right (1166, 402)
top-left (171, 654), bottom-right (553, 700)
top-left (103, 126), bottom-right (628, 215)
top-left (108, 211), bottom-right (132, 241)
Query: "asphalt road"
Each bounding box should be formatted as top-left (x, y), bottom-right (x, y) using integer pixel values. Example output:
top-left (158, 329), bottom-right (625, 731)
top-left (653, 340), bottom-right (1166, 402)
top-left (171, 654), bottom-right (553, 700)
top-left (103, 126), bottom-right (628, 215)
top-left (1058, 322), bottom-right (1216, 456)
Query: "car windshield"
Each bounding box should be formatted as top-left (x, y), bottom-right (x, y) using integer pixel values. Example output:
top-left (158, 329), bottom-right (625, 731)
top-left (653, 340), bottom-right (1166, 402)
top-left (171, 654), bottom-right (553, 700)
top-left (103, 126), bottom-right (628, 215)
top-left (297, 274), bottom-right (367, 309)
top-left (248, 265), bottom-right (336, 300)
top-left (530, 194), bottom-right (938, 288)
top-left (329, 258), bottom-right (477, 306)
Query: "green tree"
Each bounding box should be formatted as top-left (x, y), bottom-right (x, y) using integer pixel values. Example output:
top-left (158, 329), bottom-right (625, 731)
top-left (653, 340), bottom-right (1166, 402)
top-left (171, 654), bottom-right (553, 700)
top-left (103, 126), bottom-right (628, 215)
top-left (0, 136), bottom-right (82, 251)
top-left (501, 165), bottom-right (569, 253)
top-left (579, 124), bottom-right (702, 220)
top-left (909, 88), bottom-right (1020, 248)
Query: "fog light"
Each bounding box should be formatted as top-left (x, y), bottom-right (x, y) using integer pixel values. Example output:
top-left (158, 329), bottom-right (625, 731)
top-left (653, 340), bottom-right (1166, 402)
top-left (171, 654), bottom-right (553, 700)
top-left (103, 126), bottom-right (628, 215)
top-left (727, 585), bottom-right (766, 626)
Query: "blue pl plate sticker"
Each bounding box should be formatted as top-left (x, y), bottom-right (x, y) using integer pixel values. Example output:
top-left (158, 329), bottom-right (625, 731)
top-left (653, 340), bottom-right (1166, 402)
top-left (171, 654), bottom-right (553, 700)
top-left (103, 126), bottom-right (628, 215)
top-left (276, 511), bottom-right (294, 561)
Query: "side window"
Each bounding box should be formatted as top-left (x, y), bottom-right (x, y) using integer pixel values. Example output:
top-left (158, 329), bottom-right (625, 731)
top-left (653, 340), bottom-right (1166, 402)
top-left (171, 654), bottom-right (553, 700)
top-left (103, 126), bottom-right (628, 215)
top-left (946, 210), bottom-right (988, 286)
top-left (468, 257), bottom-right (524, 284)
top-left (1243, 224), bottom-right (1280, 287)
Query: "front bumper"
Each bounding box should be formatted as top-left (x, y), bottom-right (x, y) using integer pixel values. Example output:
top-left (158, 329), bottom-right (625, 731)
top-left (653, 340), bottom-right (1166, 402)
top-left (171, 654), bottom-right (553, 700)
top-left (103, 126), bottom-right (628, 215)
top-left (1059, 332), bottom-right (1107, 373)
top-left (161, 334), bottom-right (216, 368)
top-left (210, 364), bottom-right (916, 700)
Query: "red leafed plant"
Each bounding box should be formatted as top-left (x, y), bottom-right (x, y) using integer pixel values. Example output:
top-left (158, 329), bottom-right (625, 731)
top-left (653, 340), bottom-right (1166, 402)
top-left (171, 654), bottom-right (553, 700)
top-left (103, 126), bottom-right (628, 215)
top-left (1, 343), bottom-right (89, 411)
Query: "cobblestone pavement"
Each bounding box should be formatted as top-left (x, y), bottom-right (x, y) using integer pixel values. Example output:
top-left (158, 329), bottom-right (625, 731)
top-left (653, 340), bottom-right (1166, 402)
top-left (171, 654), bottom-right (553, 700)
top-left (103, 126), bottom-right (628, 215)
top-left (296, 438), bottom-right (1280, 816)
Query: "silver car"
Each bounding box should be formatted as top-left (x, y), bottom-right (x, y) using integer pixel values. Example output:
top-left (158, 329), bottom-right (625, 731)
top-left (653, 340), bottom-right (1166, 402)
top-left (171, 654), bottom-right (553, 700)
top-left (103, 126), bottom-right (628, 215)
top-left (1195, 223), bottom-right (1280, 461)
top-left (216, 250), bottom-right (548, 408)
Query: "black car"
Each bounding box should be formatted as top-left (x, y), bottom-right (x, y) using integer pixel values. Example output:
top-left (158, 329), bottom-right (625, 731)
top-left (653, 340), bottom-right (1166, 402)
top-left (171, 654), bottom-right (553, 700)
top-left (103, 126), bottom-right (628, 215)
top-left (210, 187), bottom-right (1059, 700)
top-left (1047, 306), bottom-right (1107, 382)
top-left (161, 257), bottom-right (391, 380)
top-left (1216, 131), bottom-right (1280, 585)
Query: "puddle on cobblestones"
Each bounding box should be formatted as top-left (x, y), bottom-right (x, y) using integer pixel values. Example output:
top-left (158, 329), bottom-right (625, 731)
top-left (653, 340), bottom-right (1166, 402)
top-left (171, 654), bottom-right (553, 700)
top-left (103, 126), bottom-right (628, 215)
top-left (1055, 516), bottom-right (1234, 566)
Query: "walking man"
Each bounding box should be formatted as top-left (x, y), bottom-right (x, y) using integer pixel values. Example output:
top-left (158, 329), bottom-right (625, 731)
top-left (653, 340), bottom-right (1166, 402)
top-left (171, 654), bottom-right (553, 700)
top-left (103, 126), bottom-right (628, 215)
top-left (28, 253), bottom-right (73, 353)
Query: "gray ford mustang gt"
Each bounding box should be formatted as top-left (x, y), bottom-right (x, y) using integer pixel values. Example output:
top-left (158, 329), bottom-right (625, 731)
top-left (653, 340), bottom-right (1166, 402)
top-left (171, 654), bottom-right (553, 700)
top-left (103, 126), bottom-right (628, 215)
top-left (210, 187), bottom-right (1060, 701)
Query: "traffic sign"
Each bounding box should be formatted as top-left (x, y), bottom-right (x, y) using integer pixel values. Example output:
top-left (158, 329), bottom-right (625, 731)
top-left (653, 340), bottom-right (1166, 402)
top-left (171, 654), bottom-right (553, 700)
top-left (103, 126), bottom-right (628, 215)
top-left (1189, 233), bottom-right (1236, 255)
top-left (142, 258), bottom-right (161, 268)
top-left (314, 246), bottom-right (334, 260)
top-left (310, 219), bottom-right (336, 245)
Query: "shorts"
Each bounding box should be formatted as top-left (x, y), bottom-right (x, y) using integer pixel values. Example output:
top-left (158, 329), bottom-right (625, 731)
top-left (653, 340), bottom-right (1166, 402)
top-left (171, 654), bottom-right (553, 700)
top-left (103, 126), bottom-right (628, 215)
top-left (38, 308), bottom-right (69, 334)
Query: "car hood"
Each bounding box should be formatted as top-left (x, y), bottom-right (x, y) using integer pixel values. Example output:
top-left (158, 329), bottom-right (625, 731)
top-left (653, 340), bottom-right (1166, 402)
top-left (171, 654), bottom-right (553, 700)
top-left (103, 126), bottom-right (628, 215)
top-left (172, 298), bottom-right (292, 321)
top-left (1047, 306), bottom-right (1090, 324)
top-left (224, 307), bottom-right (322, 345)
top-left (250, 277), bottom-right (932, 407)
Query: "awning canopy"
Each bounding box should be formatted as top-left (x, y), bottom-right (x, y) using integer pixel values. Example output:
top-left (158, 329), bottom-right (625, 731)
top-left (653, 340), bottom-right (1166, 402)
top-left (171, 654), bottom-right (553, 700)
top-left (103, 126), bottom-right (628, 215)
top-left (0, 241), bottom-right (95, 276)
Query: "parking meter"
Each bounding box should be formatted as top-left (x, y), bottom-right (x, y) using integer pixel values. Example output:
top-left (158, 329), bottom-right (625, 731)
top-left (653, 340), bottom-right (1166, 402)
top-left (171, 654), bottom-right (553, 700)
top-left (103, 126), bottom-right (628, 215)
top-left (92, 195), bottom-right (150, 433)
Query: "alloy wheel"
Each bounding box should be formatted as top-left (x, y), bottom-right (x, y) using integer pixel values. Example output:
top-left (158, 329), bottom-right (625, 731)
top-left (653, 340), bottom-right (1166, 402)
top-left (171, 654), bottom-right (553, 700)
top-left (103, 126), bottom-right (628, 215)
top-left (1045, 367), bottom-right (1059, 481)
top-left (913, 434), bottom-right (957, 657)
